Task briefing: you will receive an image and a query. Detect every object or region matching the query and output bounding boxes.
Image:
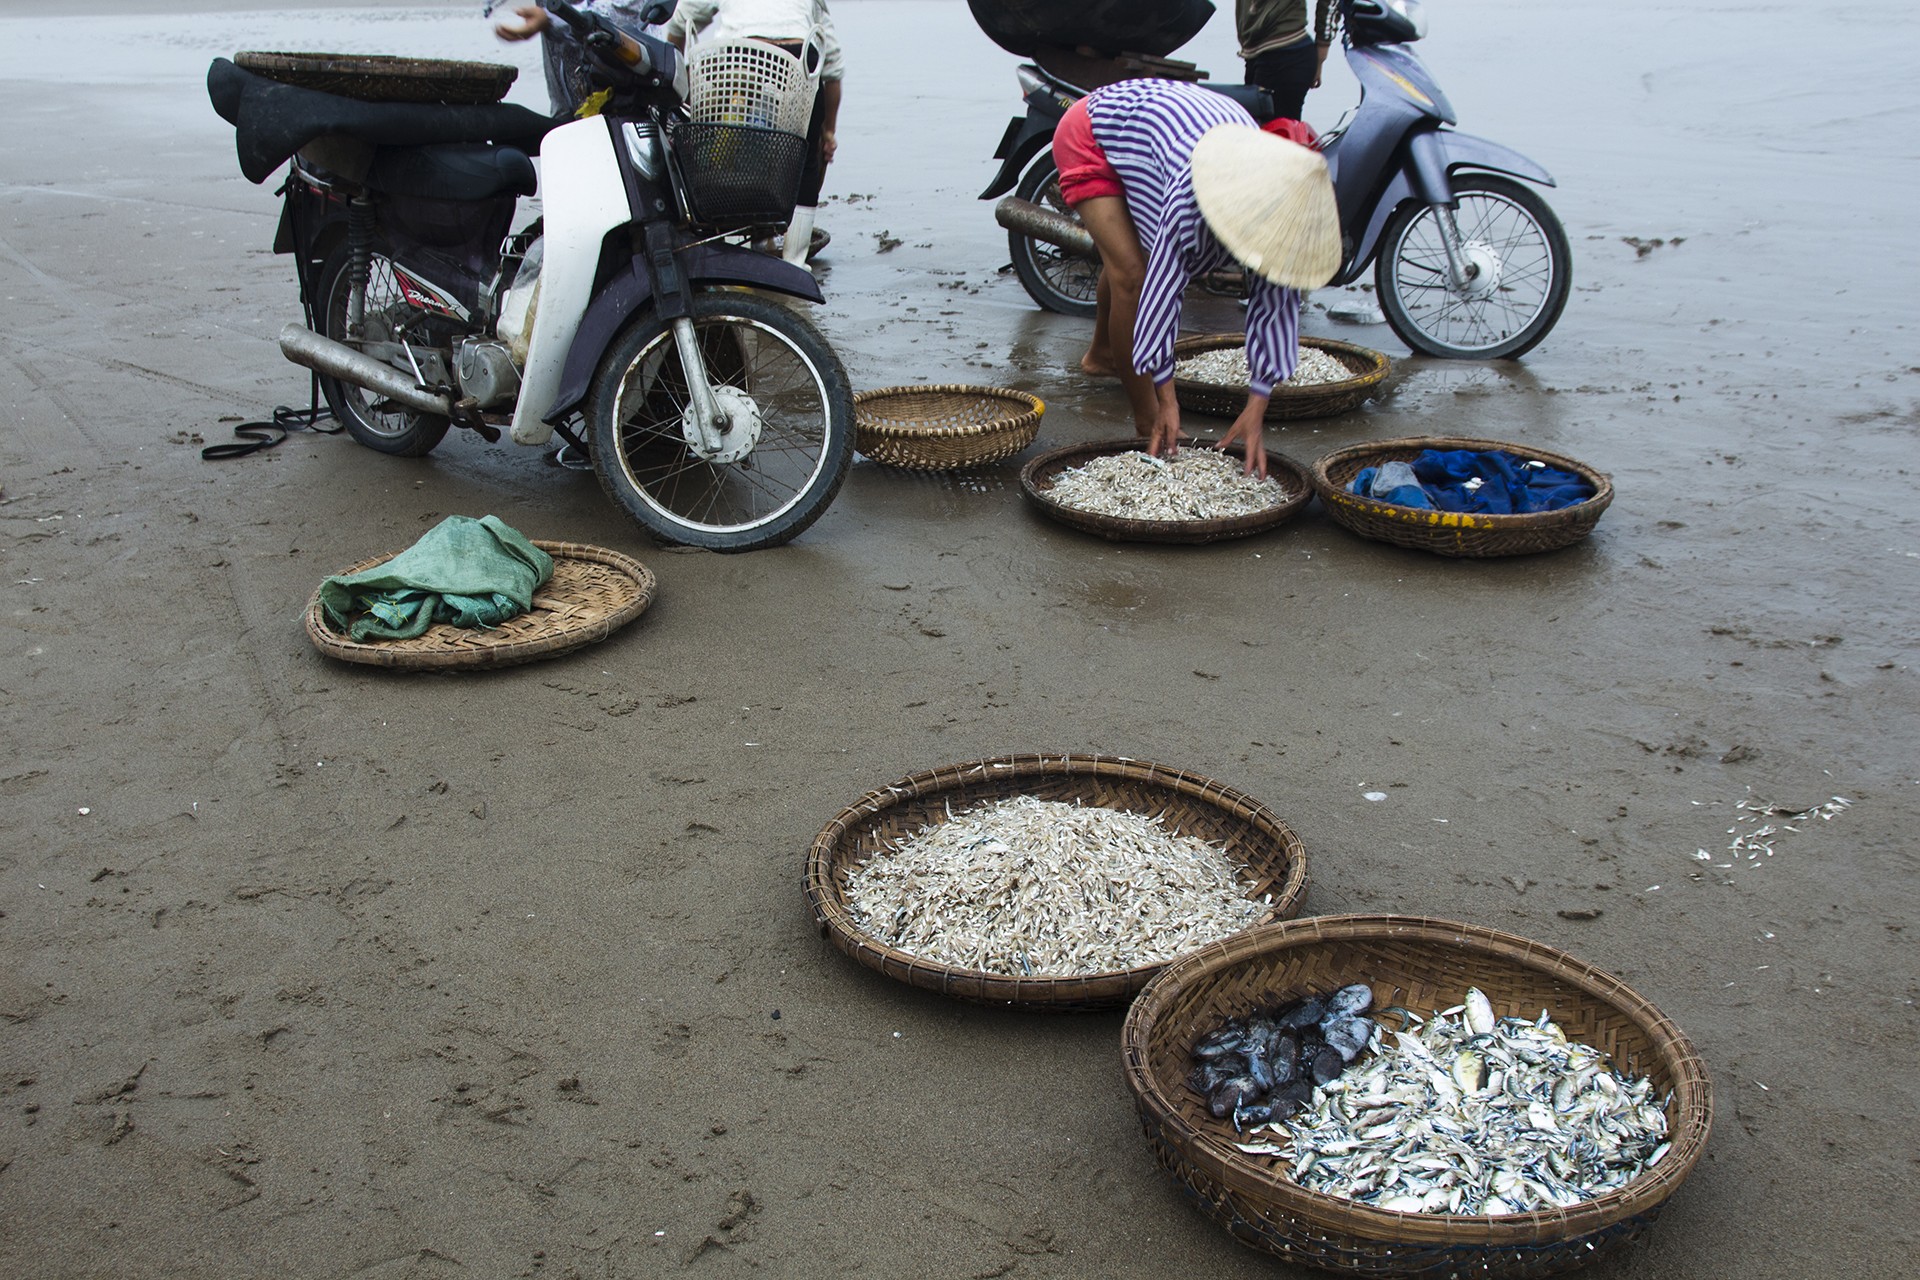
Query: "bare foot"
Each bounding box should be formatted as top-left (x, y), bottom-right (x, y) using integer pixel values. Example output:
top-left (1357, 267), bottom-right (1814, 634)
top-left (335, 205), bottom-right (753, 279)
top-left (1080, 352), bottom-right (1119, 379)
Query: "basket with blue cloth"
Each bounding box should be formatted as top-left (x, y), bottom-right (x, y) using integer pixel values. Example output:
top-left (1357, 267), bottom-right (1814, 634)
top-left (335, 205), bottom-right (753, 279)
top-left (1309, 436), bottom-right (1613, 557)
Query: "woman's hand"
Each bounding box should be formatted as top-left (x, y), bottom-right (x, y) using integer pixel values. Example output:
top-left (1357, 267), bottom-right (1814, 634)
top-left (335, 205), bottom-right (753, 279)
top-left (494, 5), bottom-right (550, 41)
top-left (1145, 382), bottom-right (1186, 458)
top-left (1218, 394), bottom-right (1271, 477)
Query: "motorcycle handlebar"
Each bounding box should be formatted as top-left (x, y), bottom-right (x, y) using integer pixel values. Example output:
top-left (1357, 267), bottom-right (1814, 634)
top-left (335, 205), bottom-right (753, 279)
top-left (541, 0), bottom-right (647, 68)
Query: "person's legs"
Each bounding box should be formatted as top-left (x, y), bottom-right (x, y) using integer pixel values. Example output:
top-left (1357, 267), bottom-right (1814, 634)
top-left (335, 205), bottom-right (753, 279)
top-left (1244, 40), bottom-right (1317, 120)
top-left (1073, 195), bottom-right (1160, 436)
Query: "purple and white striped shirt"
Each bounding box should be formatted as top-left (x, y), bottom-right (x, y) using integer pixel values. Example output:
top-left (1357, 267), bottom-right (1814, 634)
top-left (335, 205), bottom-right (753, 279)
top-left (1085, 79), bottom-right (1302, 397)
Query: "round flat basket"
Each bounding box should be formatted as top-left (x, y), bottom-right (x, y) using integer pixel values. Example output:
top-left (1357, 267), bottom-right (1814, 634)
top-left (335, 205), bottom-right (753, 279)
top-left (305, 540), bottom-right (656, 671)
top-left (1310, 436), bottom-right (1614, 558)
top-left (1020, 438), bottom-right (1311, 544)
top-left (854, 385), bottom-right (1044, 470)
top-left (1173, 334), bottom-right (1390, 421)
top-left (234, 52), bottom-right (517, 104)
top-left (1122, 914), bottom-right (1713, 1277)
top-left (805, 755), bottom-right (1308, 1012)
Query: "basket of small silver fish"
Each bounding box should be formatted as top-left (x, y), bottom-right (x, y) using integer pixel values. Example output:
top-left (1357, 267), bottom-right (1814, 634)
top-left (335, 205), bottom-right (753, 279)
top-left (1122, 914), bottom-right (1713, 1277)
top-left (1172, 334), bottom-right (1390, 422)
top-left (1310, 436), bottom-right (1614, 558)
top-left (1019, 439), bottom-right (1311, 544)
top-left (804, 754), bottom-right (1308, 1011)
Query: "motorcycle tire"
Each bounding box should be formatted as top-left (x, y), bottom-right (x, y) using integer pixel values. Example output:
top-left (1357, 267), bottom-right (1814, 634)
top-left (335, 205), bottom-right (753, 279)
top-left (1375, 173), bottom-right (1572, 361)
top-left (314, 245), bottom-right (451, 457)
top-left (585, 291), bottom-right (854, 553)
top-left (1008, 154), bottom-right (1099, 319)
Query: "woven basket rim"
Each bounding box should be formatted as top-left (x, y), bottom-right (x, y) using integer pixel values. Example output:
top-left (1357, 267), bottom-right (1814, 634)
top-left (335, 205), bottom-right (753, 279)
top-left (805, 753), bottom-right (1310, 1010)
top-left (304, 538), bottom-right (655, 671)
top-left (235, 51), bottom-right (519, 79)
top-left (1019, 438), bottom-right (1312, 544)
top-left (1171, 333), bottom-right (1392, 401)
top-left (1309, 435), bottom-right (1615, 532)
top-left (1122, 913), bottom-right (1714, 1248)
top-left (853, 384), bottom-right (1045, 441)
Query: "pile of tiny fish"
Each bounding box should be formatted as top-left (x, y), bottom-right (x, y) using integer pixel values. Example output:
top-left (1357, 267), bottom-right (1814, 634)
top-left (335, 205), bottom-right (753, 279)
top-left (1176, 345), bottom-right (1352, 389)
top-left (1228, 988), bottom-right (1672, 1216)
top-left (1046, 450), bottom-right (1291, 521)
top-left (1187, 984), bottom-right (1378, 1128)
top-left (843, 795), bottom-right (1268, 977)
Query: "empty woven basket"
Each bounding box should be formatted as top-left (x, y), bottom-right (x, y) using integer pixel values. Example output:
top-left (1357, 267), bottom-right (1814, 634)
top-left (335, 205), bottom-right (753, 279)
top-left (854, 384), bottom-right (1045, 470)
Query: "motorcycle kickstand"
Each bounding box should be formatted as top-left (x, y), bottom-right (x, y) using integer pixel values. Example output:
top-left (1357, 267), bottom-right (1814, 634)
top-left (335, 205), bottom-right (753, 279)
top-left (670, 315), bottom-right (729, 457)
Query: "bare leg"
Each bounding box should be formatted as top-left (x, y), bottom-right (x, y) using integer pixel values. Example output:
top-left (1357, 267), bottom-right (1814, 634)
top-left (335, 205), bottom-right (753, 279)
top-left (1082, 270), bottom-right (1117, 377)
top-left (1072, 195), bottom-right (1163, 436)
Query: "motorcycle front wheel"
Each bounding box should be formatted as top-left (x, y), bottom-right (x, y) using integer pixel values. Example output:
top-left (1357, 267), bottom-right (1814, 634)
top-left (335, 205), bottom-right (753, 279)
top-left (1008, 154), bottom-right (1099, 318)
top-left (314, 245), bottom-right (451, 456)
top-left (585, 292), bottom-right (854, 552)
top-left (1375, 174), bottom-right (1572, 360)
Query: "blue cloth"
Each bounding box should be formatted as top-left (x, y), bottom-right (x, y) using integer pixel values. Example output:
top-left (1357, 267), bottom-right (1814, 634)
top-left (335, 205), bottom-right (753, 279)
top-left (1353, 449), bottom-right (1594, 515)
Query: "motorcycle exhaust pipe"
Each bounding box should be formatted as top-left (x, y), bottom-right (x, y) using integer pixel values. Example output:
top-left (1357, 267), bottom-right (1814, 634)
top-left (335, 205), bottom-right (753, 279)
top-left (994, 197), bottom-right (1098, 261)
top-left (277, 324), bottom-right (454, 418)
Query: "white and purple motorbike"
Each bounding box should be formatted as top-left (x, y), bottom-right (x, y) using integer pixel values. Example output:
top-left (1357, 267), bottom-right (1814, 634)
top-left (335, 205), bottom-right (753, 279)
top-left (209, 0), bottom-right (852, 551)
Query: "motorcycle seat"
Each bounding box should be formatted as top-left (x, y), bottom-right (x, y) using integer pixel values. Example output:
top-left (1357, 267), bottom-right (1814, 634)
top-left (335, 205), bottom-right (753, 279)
top-left (1198, 81), bottom-right (1276, 123)
top-left (368, 143), bottom-right (539, 202)
top-left (208, 57), bottom-right (557, 185)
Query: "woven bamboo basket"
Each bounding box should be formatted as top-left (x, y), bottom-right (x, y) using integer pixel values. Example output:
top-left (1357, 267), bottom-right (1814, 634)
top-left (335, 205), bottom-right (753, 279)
top-left (806, 754), bottom-right (1308, 1012)
top-left (853, 385), bottom-right (1044, 470)
top-left (1020, 438), bottom-right (1312, 544)
top-left (234, 52), bottom-right (518, 104)
top-left (305, 540), bottom-right (656, 670)
top-left (1172, 334), bottom-right (1390, 421)
top-left (1123, 915), bottom-right (1713, 1277)
top-left (1310, 436), bottom-right (1614, 558)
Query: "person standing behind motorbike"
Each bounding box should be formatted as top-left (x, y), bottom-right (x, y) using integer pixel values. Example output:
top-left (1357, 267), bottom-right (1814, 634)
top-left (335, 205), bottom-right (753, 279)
top-left (1059, 78), bottom-right (1337, 476)
top-left (663, 0), bottom-right (843, 270)
top-left (1236, 0), bottom-right (1338, 120)
top-left (490, 1), bottom-right (670, 116)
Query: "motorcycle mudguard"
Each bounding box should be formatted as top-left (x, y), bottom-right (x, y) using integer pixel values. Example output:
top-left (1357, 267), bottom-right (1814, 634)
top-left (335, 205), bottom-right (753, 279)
top-left (543, 245), bottom-right (825, 426)
top-left (510, 116), bottom-right (632, 447)
top-left (980, 112), bottom-right (1058, 200)
top-left (1336, 128), bottom-right (1558, 285)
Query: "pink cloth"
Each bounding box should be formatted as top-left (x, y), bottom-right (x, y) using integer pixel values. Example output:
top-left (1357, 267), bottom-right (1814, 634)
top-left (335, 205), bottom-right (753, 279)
top-left (1054, 96), bottom-right (1124, 204)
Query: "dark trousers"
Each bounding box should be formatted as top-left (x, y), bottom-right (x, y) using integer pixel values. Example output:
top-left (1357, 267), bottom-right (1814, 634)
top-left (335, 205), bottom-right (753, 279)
top-left (1244, 39), bottom-right (1318, 120)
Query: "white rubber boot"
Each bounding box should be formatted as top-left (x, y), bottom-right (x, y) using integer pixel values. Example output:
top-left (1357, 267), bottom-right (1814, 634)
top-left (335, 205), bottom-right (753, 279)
top-left (782, 205), bottom-right (817, 268)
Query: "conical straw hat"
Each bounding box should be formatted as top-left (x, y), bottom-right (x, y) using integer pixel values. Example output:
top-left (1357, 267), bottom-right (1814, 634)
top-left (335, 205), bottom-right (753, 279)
top-left (1190, 124), bottom-right (1341, 289)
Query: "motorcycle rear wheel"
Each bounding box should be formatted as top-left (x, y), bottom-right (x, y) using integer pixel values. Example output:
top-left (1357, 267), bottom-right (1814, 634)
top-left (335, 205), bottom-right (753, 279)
top-left (1008, 154), bottom-right (1099, 318)
top-left (314, 245), bottom-right (451, 456)
top-left (1375, 173), bottom-right (1572, 360)
top-left (585, 292), bottom-right (854, 552)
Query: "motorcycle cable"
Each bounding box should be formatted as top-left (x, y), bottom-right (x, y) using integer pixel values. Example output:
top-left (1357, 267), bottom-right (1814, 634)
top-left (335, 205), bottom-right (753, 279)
top-left (202, 179), bottom-right (344, 461)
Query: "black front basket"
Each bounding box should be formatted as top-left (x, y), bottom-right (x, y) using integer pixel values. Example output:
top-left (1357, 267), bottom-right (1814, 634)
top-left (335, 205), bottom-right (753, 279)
top-left (673, 121), bottom-right (807, 227)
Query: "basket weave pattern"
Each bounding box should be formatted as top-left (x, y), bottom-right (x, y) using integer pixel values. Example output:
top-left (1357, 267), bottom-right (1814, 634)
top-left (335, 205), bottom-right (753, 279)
top-left (1310, 436), bottom-right (1614, 557)
top-left (1019, 438), bottom-right (1311, 544)
top-left (1173, 334), bottom-right (1390, 421)
top-left (305, 540), bottom-right (656, 670)
top-left (234, 52), bottom-right (517, 104)
top-left (854, 385), bottom-right (1045, 470)
top-left (806, 755), bottom-right (1307, 1011)
top-left (1122, 915), bottom-right (1713, 1277)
